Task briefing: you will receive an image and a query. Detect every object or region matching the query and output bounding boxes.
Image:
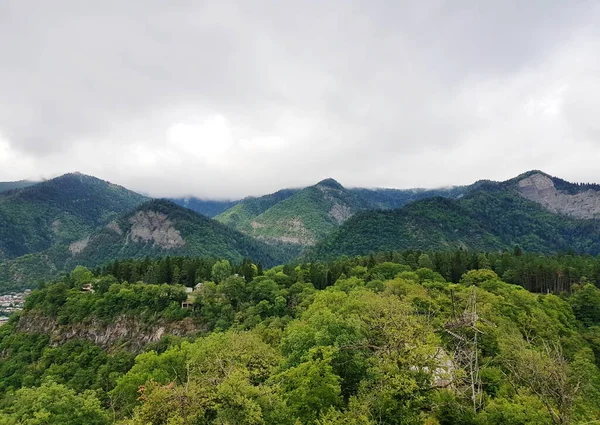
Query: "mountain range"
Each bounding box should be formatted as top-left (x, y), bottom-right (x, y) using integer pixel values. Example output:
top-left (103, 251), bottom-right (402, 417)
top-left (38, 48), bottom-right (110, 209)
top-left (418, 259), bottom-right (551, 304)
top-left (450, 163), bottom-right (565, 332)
top-left (212, 178), bottom-right (467, 246)
top-left (2, 170), bottom-right (600, 292)
top-left (0, 175), bottom-right (287, 291)
top-left (0, 173), bottom-right (148, 260)
top-left (310, 171), bottom-right (600, 259)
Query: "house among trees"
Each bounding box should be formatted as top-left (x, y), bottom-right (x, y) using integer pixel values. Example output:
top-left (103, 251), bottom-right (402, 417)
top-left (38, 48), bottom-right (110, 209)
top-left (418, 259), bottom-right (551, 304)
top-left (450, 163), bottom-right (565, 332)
top-left (81, 283), bottom-right (94, 293)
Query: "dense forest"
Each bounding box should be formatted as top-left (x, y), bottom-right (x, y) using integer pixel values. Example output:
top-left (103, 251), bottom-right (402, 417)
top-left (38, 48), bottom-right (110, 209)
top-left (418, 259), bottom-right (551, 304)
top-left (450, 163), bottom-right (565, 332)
top-left (0, 199), bottom-right (291, 293)
top-left (216, 179), bottom-right (367, 246)
top-left (1, 251), bottom-right (600, 424)
top-left (4, 170), bottom-right (600, 295)
top-left (0, 173), bottom-right (147, 260)
top-left (311, 189), bottom-right (600, 259)
top-left (96, 249), bottom-right (600, 294)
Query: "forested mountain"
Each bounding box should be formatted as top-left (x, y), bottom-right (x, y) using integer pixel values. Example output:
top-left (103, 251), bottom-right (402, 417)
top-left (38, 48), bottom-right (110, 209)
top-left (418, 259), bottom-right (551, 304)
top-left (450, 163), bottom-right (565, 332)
top-left (0, 180), bottom-right (36, 193)
top-left (215, 180), bottom-right (469, 245)
top-left (174, 184), bottom-right (468, 223)
top-left (169, 197), bottom-right (240, 217)
top-left (0, 199), bottom-right (290, 292)
top-left (216, 188), bottom-right (299, 226)
top-left (0, 173), bottom-right (148, 260)
top-left (350, 184), bottom-right (468, 209)
top-left (311, 172), bottom-right (600, 259)
top-left (511, 170), bottom-right (600, 218)
top-left (65, 199), bottom-right (289, 267)
top-left (2, 253), bottom-right (600, 424)
top-left (4, 169), bottom-right (600, 293)
top-left (216, 179), bottom-right (366, 246)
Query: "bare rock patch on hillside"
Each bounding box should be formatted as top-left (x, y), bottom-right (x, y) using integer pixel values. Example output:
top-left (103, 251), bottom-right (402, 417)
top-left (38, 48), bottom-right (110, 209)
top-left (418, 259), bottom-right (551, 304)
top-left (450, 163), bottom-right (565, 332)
top-left (106, 220), bottom-right (123, 235)
top-left (518, 173), bottom-right (600, 219)
top-left (329, 202), bottom-right (353, 224)
top-left (69, 236), bottom-right (90, 255)
top-left (128, 211), bottom-right (185, 249)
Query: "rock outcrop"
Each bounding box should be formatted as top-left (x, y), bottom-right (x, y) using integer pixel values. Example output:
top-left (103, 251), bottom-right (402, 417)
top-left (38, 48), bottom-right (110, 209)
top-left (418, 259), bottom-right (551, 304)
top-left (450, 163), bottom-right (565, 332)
top-left (128, 210), bottom-right (185, 248)
top-left (17, 312), bottom-right (198, 351)
top-left (518, 173), bottom-right (600, 219)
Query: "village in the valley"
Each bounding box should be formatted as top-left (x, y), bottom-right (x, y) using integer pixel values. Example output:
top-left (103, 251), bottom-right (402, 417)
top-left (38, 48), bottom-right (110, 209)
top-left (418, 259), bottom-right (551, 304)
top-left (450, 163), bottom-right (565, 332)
top-left (0, 290), bottom-right (30, 325)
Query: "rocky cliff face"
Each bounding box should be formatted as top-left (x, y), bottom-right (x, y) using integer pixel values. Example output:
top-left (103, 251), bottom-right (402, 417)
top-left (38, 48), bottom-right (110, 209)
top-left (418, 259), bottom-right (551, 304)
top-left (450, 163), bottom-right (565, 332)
top-left (128, 210), bottom-right (185, 248)
top-left (16, 313), bottom-right (198, 351)
top-left (518, 173), bottom-right (600, 219)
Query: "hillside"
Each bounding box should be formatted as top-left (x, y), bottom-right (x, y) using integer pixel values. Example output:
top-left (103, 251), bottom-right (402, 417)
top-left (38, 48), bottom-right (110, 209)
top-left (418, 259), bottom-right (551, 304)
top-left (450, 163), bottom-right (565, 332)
top-left (2, 256), bottom-right (600, 423)
top-left (513, 170), bottom-right (600, 218)
top-left (217, 179), bottom-right (366, 246)
top-left (67, 199), bottom-right (288, 266)
top-left (216, 188), bottom-right (299, 227)
top-left (215, 180), bottom-right (470, 246)
top-left (0, 180), bottom-right (36, 193)
top-left (311, 172), bottom-right (600, 259)
top-left (169, 197), bottom-right (240, 217)
top-left (0, 173), bottom-right (148, 260)
top-left (0, 199), bottom-right (290, 292)
top-left (350, 184), bottom-right (468, 209)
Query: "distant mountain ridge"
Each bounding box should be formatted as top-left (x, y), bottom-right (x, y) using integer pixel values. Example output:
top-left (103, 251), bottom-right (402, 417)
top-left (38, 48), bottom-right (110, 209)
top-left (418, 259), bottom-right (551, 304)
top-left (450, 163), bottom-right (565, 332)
top-left (169, 197), bottom-right (240, 217)
top-left (349, 184), bottom-right (468, 210)
top-left (310, 171), bottom-right (600, 259)
top-left (0, 180), bottom-right (36, 193)
top-left (513, 171), bottom-right (600, 219)
top-left (213, 179), bottom-right (471, 247)
top-left (3, 169), bottom-right (600, 293)
top-left (0, 199), bottom-right (289, 292)
top-left (0, 173), bottom-right (148, 260)
top-left (65, 199), bottom-right (287, 267)
top-left (215, 179), bottom-right (368, 246)
top-left (214, 188), bottom-right (300, 226)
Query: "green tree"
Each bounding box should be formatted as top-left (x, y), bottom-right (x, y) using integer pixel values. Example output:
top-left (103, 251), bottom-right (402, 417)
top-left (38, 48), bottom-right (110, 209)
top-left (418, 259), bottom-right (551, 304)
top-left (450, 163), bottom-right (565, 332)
top-left (211, 259), bottom-right (233, 284)
top-left (418, 253), bottom-right (434, 269)
top-left (71, 266), bottom-right (94, 287)
top-left (0, 381), bottom-right (109, 425)
top-left (278, 347), bottom-right (342, 424)
top-left (570, 284), bottom-right (600, 327)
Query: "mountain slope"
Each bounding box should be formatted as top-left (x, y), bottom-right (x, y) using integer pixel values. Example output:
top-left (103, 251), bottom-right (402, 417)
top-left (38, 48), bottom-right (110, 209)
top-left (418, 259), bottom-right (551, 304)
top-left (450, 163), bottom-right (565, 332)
top-left (217, 179), bottom-right (367, 246)
top-left (169, 197), bottom-right (240, 217)
top-left (309, 197), bottom-right (505, 258)
top-left (310, 172), bottom-right (600, 259)
top-left (215, 180), bottom-right (470, 246)
top-left (0, 200), bottom-right (290, 291)
top-left (349, 185), bottom-right (468, 209)
top-left (0, 180), bottom-right (36, 193)
top-left (216, 188), bottom-right (299, 227)
top-left (0, 173), bottom-right (148, 260)
top-left (69, 199), bottom-right (287, 267)
top-left (512, 170), bottom-right (600, 219)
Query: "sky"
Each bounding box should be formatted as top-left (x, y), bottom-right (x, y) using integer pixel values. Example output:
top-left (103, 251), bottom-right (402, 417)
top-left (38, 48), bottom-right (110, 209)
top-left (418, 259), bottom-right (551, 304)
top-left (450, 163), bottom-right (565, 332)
top-left (1, 0), bottom-right (600, 199)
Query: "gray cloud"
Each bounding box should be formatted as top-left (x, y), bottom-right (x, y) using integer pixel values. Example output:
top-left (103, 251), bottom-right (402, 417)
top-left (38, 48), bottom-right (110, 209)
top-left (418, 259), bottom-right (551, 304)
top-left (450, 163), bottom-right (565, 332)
top-left (1, 0), bottom-right (599, 198)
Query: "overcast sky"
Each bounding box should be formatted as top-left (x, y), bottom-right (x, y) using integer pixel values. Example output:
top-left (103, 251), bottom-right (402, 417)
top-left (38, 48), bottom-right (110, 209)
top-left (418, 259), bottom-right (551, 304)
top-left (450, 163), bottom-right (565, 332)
top-left (1, 1), bottom-right (600, 199)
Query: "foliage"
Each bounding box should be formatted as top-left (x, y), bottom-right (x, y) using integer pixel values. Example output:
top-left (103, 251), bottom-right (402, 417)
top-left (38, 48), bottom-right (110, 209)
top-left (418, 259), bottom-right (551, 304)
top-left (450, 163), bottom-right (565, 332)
top-left (0, 173), bottom-right (147, 261)
top-left (217, 179), bottom-right (367, 246)
top-left (0, 381), bottom-right (109, 425)
top-left (310, 186), bottom-right (600, 260)
top-left (216, 188), bottom-right (299, 228)
top-left (0, 199), bottom-right (291, 293)
top-left (2, 252), bottom-right (600, 423)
